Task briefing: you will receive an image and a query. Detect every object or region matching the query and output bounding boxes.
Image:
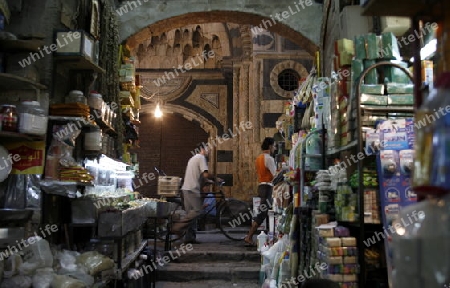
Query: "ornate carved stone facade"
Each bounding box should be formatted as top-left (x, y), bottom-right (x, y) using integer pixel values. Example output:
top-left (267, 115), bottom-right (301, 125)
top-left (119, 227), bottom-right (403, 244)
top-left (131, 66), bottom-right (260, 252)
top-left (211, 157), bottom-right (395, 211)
top-left (129, 22), bottom-right (314, 201)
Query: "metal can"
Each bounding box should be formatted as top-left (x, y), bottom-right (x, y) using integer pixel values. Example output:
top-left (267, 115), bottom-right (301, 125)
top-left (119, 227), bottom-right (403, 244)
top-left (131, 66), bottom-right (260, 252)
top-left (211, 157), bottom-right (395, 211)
top-left (1, 105), bottom-right (18, 132)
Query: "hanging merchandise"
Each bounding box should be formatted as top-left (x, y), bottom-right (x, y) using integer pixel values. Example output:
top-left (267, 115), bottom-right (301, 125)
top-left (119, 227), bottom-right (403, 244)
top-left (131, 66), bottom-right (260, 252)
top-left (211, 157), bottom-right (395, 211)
top-left (293, 67), bottom-right (317, 130)
top-left (375, 118), bottom-right (417, 287)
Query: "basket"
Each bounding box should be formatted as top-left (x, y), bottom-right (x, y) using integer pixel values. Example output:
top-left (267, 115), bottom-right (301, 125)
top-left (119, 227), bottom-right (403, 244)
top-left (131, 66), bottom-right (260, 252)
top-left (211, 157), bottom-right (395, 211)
top-left (157, 176), bottom-right (181, 196)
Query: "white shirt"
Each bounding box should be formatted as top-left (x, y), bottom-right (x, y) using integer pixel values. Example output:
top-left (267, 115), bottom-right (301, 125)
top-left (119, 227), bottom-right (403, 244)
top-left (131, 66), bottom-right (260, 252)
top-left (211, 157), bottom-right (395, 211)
top-left (181, 154), bottom-right (209, 193)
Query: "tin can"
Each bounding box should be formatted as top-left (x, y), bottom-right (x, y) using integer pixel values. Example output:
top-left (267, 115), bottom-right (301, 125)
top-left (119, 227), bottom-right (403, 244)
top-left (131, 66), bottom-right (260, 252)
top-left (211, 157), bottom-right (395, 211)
top-left (1, 105), bottom-right (18, 132)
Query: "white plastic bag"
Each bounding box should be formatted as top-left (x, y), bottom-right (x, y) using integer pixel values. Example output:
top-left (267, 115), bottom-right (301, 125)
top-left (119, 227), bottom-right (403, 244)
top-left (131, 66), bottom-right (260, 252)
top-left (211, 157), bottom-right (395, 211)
top-left (19, 237), bottom-right (53, 275)
top-left (31, 268), bottom-right (55, 288)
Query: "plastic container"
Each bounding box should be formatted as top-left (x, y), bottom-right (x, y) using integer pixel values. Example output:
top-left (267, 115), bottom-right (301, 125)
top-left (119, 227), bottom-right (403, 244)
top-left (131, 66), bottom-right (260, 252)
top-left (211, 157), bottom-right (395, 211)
top-left (65, 90), bottom-right (86, 104)
top-left (257, 231), bottom-right (268, 252)
top-left (18, 101), bottom-right (48, 135)
top-left (88, 92), bottom-right (103, 110)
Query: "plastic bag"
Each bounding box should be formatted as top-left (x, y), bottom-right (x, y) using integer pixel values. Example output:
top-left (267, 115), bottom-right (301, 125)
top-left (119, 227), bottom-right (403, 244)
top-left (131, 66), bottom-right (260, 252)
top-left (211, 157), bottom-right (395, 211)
top-left (19, 237), bottom-right (53, 275)
top-left (76, 251), bottom-right (114, 276)
top-left (4, 175), bottom-right (26, 209)
top-left (31, 268), bottom-right (55, 288)
top-left (0, 275), bottom-right (32, 288)
top-left (50, 275), bottom-right (86, 288)
top-left (55, 250), bottom-right (80, 272)
top-left (26, 175), bottom-right (41, 209)
top-left (3, 254), bottom-right (22, 278)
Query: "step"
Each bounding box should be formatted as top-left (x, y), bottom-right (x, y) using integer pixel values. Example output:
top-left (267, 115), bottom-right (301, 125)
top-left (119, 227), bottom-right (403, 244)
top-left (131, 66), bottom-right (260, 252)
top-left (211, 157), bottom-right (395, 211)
top-left (163, 249), bottom-right (261, 263)
top-left (156, 280), bottom-right (261, 288)
top-left (156, 261), bottom-right (260, 282)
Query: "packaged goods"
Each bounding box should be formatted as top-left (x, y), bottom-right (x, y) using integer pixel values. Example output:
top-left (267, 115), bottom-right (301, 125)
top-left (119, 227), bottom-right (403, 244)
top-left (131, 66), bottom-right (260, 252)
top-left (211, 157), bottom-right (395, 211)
top-left (335, 38), bottom-right (355, 56)
top-left (360, 84), bottom-right (385, 95)
top-left (386, 83), bottom-right (414, 94)
top-left (360, 94), bottom-right (388, 106)
top-left (351, 59), bottom-right (364, 82)
top-left (364, 33), bottom-right (379, 60)
top-left (387, 94), bottom-right (414, 105)
top-left (354, 35), bottom-right (366, 60)
top-left (363, 60), bottom-right (378, 84)
top-left (380, 32), bottom-right (401, 60)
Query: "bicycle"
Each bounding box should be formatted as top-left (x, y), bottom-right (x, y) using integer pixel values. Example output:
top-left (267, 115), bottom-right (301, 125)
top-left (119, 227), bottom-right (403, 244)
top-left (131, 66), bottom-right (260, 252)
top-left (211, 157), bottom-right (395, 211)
top-left (153, 167), bottom-right (252, 242)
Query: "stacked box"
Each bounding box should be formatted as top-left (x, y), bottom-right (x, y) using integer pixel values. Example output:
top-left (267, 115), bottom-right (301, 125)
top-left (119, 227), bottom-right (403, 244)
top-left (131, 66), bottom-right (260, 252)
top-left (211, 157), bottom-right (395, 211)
top-left (364, 189), bottom-right (381, 224)
top-left (334, 39), bottom-right (355, 69)
top-left (317, 226), bottom-right (359, 287)
top-left (363, 60), bottom-right (378, 84)
top-left (380, 32), bottom-right (401, 60)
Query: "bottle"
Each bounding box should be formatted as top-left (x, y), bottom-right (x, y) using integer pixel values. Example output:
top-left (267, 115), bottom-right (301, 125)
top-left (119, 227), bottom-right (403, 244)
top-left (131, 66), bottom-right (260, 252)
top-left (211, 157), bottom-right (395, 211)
top-left (392, 195), bottom-right (450, 288)
top-left (412, 73), bottom-right (450, 187)
top-left (257, 231), bottom-right (268, 252)
top-left (429, 73), bottom-right (450, 189)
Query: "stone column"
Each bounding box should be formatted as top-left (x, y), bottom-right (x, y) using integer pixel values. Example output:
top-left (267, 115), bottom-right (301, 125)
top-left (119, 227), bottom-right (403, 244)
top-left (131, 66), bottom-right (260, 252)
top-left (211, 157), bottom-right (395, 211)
top-left (232, 64), bottom-right (241, 198)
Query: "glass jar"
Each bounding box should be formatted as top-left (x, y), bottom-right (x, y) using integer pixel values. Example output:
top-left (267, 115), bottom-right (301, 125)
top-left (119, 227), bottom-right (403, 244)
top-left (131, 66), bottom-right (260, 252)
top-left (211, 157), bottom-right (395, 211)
top-left (1, 105), bottom-right (18, 132)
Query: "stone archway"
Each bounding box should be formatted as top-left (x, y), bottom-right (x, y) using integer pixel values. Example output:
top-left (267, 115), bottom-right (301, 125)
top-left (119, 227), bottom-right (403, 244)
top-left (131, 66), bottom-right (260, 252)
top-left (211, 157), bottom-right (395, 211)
top-left (119, 7), bottom-right (322, 55)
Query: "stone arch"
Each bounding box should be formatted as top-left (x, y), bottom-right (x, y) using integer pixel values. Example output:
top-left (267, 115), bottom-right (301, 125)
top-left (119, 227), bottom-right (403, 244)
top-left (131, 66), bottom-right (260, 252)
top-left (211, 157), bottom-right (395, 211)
top-left (123, 10), bottom-right (320, 55)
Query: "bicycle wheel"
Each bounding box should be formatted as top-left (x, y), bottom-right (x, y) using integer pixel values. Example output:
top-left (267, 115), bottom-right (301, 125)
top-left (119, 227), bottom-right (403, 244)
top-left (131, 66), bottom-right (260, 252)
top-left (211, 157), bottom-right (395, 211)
top-left (218, 199), bottom-right (252, 240)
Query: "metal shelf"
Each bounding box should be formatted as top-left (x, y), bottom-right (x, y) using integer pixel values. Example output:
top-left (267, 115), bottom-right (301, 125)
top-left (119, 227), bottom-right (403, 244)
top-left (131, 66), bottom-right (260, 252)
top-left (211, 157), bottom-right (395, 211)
top-left (326, 140), bottom-right (358, 156)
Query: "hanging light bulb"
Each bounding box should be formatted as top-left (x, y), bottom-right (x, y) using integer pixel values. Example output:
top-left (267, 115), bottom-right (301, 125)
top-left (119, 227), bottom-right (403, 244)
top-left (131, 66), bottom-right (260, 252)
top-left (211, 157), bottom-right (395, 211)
top-left (154, 102), bottom-right (163, 118)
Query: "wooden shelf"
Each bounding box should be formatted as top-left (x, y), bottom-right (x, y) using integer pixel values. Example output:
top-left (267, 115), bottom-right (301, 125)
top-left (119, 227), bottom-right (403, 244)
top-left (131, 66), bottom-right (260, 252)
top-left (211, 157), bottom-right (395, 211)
top-left (362, 0), bottom-right (443, 18)
top-left (55, 55), bottom-right (106, 74)
top-left (0, 39), bottom-right (45, 53)
top-left (0, 130), bottom-right (45, 141)
top-left (360, 105), bottom-right (414, 113)
top-left (0, 73), bottom-right (47, 90)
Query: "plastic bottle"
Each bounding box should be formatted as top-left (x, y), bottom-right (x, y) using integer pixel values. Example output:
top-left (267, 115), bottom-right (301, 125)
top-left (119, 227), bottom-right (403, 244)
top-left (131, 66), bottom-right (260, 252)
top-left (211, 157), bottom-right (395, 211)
top-left (392, 194), bottom-right (450, 288)
top-left (412, 73), bottom-right (450, 187)
top-left (257, 231), bottom-right (268, 252)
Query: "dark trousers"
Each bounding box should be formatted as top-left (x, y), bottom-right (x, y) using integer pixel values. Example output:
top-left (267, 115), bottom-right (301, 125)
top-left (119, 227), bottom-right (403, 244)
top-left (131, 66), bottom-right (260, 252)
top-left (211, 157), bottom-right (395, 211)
top-left (254, 184), bottom-right (273, 225)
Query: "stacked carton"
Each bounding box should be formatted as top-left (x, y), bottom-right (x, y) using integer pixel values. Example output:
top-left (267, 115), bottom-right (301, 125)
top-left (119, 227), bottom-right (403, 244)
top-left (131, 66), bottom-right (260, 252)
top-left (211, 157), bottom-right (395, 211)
top-left (330, 39), bottom-right (354, 150)
top-left (316, 225), bottom-right (359, 287)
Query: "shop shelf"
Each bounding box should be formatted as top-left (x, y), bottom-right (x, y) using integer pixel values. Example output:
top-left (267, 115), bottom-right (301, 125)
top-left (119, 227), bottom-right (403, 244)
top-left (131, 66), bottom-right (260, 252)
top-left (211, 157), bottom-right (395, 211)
top-left (0, 131), bottom-right (45, 141)
top-left (0, 39), bottom-right (44, 53)
top-left (54, 55), bottom-right (106, 74)
top-left (0, 73), bottom-right (47, 90)
top-left (326, 140), bottom-right (358, 156)
top-left (360, 105), bottom-right (414, 113)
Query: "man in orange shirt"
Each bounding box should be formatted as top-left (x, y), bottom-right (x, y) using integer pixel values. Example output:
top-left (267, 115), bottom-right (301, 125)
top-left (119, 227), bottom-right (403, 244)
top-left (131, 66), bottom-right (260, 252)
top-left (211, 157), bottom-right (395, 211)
top-left (244, 137), bottom-right (277, 246)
